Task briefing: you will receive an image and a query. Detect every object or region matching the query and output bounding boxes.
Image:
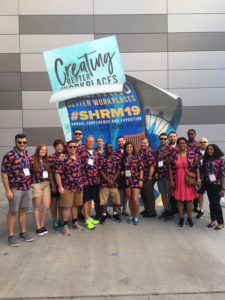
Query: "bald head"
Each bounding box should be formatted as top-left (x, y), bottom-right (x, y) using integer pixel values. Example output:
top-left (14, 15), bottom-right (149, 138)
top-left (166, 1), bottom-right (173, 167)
top-left (199, 137), bottom-right (208, 150)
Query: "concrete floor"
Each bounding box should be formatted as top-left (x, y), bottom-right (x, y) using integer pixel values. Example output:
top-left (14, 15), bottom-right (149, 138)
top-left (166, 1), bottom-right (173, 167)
top-left (0, 185), bottom-right (225, 300)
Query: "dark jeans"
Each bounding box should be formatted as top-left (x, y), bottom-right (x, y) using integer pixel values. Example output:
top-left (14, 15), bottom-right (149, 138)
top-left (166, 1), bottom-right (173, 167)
top-left (141, 180), bottom-right (156, 213)
top-left (206, 184), bottom-right (224, 224)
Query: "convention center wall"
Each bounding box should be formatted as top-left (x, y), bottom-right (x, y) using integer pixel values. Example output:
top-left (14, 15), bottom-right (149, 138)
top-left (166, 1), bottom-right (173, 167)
top-left (1, 0), bottom-right (225, 176)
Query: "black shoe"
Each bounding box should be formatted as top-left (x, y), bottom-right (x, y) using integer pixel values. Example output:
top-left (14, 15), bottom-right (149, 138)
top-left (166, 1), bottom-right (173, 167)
top-left (100, 215), bottom-right (107, 224)
top-left (36, 228), bottom-right (45, 236)
top-left (196, 211), bottom-right (204, 219)
top-left (178, 218), bottom-right (185, 227)
top-left (141, 210), bottom-right (146, 216)
top-left (187, 218), bottom-right (194, 227)
top-left (41, 226), bottom-right (48, 234)
top-left (112, 213), bottom-right (122, 222)
top-left (106, 211), bottom-right (111, 219)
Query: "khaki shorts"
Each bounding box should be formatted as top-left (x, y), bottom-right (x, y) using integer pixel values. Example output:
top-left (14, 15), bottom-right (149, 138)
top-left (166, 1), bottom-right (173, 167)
top-left (60, 189), bottom-right (83, 208)
top-left (99, 187), bottom-right (120, 206)
top-left (32, 181), bottom-right (50, 198)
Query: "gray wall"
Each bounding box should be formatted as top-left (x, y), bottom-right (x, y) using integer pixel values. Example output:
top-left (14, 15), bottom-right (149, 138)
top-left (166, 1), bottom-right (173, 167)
top-left (1, 0), bottom-right (225, 162)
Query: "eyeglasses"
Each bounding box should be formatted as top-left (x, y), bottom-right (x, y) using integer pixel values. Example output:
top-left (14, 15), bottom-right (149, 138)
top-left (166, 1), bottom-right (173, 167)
top-left (74, 132), bottom-right (82, 136)
top-left (69, 146), bottom-right (76, 149)
top-left (17, 141), bottom-right (27, 145)
top-left (160, 138), bottom-right (167, 140)
top-left (200, 142), bottom-right (207, 144)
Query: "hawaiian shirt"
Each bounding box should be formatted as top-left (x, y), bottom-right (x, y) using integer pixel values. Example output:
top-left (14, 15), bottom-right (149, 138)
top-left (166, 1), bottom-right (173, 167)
top-left (202, 158), bottom-right (225, 186)
top-left (98, 153), bottom-right (121, 188)
top-left (30, 158), bottom-right (49, 184)
top-left (169, 150), bottom-right (200, 182)
top-left (187, 141), bottom-right (200, 153)
top-left (48, 153), bottom-right (61, 175)
top-left (80, 148), bottom-right (98, 186)
top-left (138, 147), bottom-right (156, 182)
top-left (1, 148), bottom-right (31, 190)
top-left (121, 155), bottom-right (144, 188)
top-left (113, 148), bottom-right (124, 162)
top-left (154, 144), bottom-right (174, 180)
top-left (55, 154), bottom-right (84, 191)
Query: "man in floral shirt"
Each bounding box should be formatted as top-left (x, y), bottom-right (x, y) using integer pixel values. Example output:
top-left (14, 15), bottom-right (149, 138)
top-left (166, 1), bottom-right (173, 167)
top-left (1, 134), bottom-right (34, 247)
top-left (80, 135), bottom-right (100, 230)
top-left (114, 136), bottom-right (128, 216)
top-left (155, 133), bottom-right (175, 220)
top-left (55, 140), bottom-right (84, 235)
top-left (98, 143), bottom-right (121, 224)
top-left (139, 137), bottom-right (156, 217)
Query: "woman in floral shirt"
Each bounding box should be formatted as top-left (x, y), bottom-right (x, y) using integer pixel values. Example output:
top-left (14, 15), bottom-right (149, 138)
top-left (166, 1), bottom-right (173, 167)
top-left (30, 144), bottom-right (52, 236)
top-left (169, 137), bottom-right (201, 227)
top-left (202, 144), bottom-right (225, 230)
top-left (48, 139), bottom-right (65, 229)
top-left (121, 142), bottom-right (144, 225)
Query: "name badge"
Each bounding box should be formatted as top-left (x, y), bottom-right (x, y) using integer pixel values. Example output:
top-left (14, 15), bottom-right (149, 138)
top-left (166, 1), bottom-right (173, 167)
top-left (200, 159), bottom-right (203, 165)
top-left (125, 170), bottom-right (131, 177)
top-left (209, 174), bottom-right (216, 182)
top-left (158, 161), bottom-right (164, 168)
top-left (43, 171), bottom-right (48, 179)
top-left (23, 168), bottom-right (30, 177)
top-left (88, 158), bottom-right (94, 166)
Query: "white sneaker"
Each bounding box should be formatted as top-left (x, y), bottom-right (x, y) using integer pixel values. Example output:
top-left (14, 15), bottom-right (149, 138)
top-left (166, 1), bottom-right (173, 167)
top-left (63, 225), bottom-right (71, 236)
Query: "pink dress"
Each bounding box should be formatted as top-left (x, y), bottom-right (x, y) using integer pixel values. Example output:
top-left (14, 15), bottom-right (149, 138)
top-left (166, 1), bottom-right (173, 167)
top-left (173, 155), bottom-right (198, 201)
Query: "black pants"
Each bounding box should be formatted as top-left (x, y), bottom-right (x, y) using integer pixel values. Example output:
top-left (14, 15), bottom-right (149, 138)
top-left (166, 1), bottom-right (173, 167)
top-left (206, 184), bottom-right (224, 224)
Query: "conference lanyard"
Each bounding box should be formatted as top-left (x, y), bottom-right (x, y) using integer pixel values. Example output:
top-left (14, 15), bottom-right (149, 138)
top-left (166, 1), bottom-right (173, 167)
top-left (13, 150), bottom-right (28, 169)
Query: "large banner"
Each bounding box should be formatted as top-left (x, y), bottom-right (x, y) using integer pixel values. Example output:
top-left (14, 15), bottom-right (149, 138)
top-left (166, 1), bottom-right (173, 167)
top-left (43, 36), bottom-right (146, 148)
top-left (44, 36), bottom-right (182, 150)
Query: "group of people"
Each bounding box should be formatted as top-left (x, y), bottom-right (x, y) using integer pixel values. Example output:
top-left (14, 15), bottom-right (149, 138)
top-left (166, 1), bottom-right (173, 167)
top-left (1, 128), bottom-right (225, 247)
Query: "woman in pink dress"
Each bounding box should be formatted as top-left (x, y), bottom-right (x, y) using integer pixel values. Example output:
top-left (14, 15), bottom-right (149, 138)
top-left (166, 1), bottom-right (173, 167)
top-left (169, 137), bottom-right (201, 227)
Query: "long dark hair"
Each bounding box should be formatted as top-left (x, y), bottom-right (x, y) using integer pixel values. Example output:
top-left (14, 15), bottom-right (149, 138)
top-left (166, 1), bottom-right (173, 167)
top-left (203, 144), bottom-right (224, 162)
top-left (123, 142), bottom-right (136, 159)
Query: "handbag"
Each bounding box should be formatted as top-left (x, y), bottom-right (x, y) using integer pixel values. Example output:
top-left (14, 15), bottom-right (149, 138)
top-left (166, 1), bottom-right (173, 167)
top-left (180, 155), bottom-right (197, 186)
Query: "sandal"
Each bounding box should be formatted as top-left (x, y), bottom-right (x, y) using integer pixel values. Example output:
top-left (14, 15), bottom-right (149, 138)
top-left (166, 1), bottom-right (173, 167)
top-left (214, 225), bottom-right (224, 230)
top-left (207, 222), bottom-right (216, 228)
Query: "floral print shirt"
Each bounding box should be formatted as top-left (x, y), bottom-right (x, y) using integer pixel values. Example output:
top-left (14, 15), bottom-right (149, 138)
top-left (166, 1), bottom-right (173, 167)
top-left (121, 155), bottom-right (144, 188)
top-left (1, 148), bottom-right (31, 190)
top-left (138, 147), bottom-right (156, 182)
top-left (55, 154), bottom-right (84, 191)
top-left (30, 158), bottom-right (49, 184)
top-left (202, 158), bottom-right (225, 186)
top-left (154, 145), bottom-right (175, 180)
top-left (80, 148), bottom-right (98, 186)
top-left (98, 154), bottom-right (121, 188)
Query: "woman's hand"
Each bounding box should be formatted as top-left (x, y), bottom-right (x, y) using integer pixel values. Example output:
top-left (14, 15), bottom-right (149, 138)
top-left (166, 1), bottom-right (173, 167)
top-left (196, 181), bottom-right (202, 189)
top-left (170, 181), bottom-right (176, 190)
top-left (219, 189), bottom-right (225, 197)
top-left (139, 180), bottom-right (143, 188)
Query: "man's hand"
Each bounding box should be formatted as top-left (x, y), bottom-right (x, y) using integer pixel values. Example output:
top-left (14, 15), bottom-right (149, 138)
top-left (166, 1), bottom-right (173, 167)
top-left (58, 187), bottom-right (65, 194)
top-left (6, 189), bottom-right (13, 200)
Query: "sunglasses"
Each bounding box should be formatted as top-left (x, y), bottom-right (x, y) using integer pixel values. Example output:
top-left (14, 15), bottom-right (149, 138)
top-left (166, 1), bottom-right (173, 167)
top-left (200, 142), bottom-right (207, 144)
top-left (160, 138), bottom-right (167, 140)
top-left (17, 141), bottom-right (27, 145)
top-left (74, 133), bottom-right (82, 136)
top-left (69, 146), bottom-right (76, 149)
